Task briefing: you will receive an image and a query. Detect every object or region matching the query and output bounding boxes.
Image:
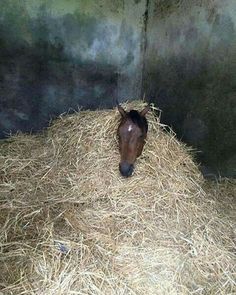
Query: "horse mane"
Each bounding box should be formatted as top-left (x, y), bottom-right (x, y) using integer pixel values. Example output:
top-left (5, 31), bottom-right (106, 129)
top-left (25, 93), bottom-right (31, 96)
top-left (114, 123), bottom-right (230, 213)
top-left (128, 110), bottom-right (148, 132)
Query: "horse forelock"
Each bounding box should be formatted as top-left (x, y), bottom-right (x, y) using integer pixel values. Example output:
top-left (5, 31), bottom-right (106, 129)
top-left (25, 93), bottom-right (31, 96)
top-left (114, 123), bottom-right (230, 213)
top-left (128, 110), bottom-right (148, 133)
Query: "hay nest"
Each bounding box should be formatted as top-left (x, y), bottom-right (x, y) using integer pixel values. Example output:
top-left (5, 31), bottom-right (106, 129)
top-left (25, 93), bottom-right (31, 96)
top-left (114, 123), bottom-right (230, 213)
top-left (0, 101), bottom-right (235, 295)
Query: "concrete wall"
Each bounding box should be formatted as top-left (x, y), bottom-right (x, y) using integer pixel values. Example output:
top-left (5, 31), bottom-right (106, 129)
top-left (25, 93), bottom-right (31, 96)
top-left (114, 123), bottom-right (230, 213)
top-left (0, 0), bottom-right (146, 136)
top-left (142, 0), bottom-right (236, 177)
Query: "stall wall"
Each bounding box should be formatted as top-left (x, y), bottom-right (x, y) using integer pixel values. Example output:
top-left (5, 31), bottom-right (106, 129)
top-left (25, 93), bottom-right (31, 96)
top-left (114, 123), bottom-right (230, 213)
top-left (0, 0), bottom-right (146, 135)
top-left (143, 0), bottom-right (236, 177)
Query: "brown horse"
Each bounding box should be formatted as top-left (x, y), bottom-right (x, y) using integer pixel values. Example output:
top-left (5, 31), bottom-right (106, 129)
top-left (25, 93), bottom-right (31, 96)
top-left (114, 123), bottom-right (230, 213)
top-left (117, 103), bottom-right (150, 177)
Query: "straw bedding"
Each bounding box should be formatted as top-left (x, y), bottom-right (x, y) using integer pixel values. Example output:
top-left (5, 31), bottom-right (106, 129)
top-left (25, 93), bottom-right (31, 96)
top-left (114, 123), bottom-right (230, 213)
top-left (0, 101), bottom-right (235, 294)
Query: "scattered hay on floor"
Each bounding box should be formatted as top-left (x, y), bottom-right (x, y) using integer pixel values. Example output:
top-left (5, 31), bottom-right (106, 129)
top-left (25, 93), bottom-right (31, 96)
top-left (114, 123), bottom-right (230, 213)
top-left (0, 101), bottom-right (235, 295)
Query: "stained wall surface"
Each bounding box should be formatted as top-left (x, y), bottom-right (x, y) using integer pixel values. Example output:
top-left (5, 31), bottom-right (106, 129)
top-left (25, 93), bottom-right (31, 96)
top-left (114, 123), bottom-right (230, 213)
top-left (0, 0), bottom-right (146, 136)
top-left (143, 0), bottom-right (236, 177)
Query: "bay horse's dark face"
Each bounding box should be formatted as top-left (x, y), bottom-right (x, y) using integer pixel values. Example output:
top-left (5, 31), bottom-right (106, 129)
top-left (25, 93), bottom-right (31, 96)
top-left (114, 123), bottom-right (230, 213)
top-left (117, 104), bottom-right (150, 177)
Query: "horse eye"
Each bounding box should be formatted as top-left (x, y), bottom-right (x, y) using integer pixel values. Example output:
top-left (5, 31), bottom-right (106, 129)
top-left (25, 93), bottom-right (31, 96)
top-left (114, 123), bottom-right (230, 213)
top-left (139, 134), bottom-right (144, 138)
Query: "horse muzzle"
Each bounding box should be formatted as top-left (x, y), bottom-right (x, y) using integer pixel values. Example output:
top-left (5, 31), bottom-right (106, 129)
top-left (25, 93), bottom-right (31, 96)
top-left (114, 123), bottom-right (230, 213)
top-left (119, 162), bottom-right (134, 177)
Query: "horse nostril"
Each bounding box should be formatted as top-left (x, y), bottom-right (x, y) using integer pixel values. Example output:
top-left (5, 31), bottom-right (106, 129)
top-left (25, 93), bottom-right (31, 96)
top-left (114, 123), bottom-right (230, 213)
top-left (119, 163), bottom-right (134, 177)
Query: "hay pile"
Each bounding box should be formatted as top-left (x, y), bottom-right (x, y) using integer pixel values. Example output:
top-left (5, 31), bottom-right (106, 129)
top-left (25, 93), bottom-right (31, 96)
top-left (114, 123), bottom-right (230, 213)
top-left (0, 101), bottom-right (235, 295)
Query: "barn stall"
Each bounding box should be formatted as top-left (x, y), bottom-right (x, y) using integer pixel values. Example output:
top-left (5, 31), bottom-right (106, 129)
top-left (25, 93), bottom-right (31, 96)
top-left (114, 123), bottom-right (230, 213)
top-left (0, 1), bottom-right (236, 294)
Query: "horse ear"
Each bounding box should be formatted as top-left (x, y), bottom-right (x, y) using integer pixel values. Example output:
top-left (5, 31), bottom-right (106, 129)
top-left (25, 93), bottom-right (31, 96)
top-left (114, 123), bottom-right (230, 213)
top-left (140, 105), bottom-right (150, 117)
top-left (117, 102), bottom-right (126, 117)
